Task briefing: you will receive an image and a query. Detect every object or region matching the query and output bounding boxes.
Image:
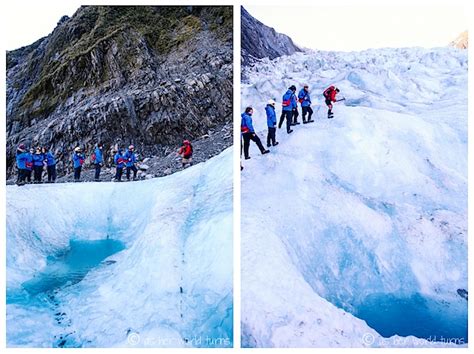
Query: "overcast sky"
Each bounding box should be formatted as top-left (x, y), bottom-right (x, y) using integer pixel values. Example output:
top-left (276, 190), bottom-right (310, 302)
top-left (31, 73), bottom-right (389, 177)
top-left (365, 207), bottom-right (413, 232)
top-left (4, 2), bottom-right (82, 50)
top-left (245, 3), bottom-right (469, 51)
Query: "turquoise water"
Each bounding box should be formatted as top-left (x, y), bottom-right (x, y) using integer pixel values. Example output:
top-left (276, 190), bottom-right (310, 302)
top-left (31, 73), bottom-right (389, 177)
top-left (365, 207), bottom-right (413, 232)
top-left (22, 239), bottom-right (125, 295)
top-left (356, 293), bottom-right (468, 344)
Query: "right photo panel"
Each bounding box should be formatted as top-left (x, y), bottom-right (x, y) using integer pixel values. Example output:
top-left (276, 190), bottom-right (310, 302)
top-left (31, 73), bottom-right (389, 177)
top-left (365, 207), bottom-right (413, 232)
top-left (240, 4), bottom-right (468, 348)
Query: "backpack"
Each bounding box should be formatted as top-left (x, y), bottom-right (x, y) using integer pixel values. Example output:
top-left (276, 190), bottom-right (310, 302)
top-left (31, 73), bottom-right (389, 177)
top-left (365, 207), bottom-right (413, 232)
top-left (91, 152), bottom-right (96, 163)
top-left (323, 86), bottom-right (334, 99)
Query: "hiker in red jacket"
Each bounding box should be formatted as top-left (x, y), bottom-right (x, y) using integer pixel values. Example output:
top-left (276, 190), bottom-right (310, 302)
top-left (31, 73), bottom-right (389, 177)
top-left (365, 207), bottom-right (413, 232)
top-left (323, 85), bottom-right (340, 119)
top-left (178, 140), bottom-right (193, 168)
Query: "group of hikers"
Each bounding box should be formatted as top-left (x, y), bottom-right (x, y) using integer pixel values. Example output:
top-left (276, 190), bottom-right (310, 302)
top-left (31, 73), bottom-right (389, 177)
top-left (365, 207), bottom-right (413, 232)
top-left (241, 84), bottom-right (342, 160)
top-left (15, 140), bottom-right (194, 185)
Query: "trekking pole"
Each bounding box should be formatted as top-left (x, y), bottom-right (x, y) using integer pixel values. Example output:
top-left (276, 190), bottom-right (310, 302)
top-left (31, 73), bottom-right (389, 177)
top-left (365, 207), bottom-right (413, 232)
top-left (336, 98), bottom-right (346, 102)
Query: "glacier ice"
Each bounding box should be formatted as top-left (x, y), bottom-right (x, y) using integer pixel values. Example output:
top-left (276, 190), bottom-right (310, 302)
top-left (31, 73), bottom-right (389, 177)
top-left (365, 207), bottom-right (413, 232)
top-left (241, 47), bottom-right (467, 347)
top-left (6, 148), bottom-right (233, 348)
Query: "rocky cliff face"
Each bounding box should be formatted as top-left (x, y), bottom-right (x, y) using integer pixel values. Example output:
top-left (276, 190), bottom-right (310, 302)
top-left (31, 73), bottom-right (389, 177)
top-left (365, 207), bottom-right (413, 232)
top-left (6, 6), bottom-right (233, 179)
top-left (450, 30), bottom-right (468, 49)
top-left (241, 6), bottom-right (301, 66)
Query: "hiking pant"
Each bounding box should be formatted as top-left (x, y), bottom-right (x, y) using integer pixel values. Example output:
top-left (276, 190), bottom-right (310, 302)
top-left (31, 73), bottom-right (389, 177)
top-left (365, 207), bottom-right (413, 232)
top-left (267, 127), bottom-right (277, 146)
top-left (284, 110), bottom-right (293, 133)
top-left (33, 166), bottom-right (43, 182)
top-left (242, 132), bottom-right (265, 159)
top-left (25, 169), bottom-right (32, 182)
top-left (115, 167), bottom-right (123, 181)
top-left (292, 108), bottom-right (299, 123)
top-left (126, 165), bottom-right (138, 180)
top-left (94, 164), bottom-right (101, 180)
top-left (325, 98), bottom-right (333, 116)
top-left (17, 169), bottom-right (27, 184)
top-left (74, 167), bottom-right (82, 181)
top-left (302, 106), bottom-right (313, 121)
top-left (278, 111), bottom-right (286, 129)
top-left (47, 165), bottom-right (56, 182)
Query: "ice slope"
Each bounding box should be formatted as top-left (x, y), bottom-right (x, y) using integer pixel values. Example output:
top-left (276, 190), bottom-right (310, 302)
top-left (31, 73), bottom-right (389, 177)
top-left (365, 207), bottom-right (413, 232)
top-left (6, 148), bottom-right (233, 348)
top-left (241, 47), bottom-right (467, 347)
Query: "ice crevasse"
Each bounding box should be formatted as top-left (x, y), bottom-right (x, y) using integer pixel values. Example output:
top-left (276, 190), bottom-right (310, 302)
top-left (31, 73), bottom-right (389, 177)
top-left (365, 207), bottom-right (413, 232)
top-left (241, 47), bottom-right (467, 347)
top-left (6, 148), bottom-right (233, 348)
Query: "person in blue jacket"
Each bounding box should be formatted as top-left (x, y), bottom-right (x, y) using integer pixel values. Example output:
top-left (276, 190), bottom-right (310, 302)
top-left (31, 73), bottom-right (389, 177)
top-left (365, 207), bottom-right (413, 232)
top-left (265, 99), bottom-right (279, 147)
top-left (93, 143), bottom-right (104, 181)
top-left (114, 148), bottom-right (125, 182)
top-left (32, 146), bottom-right (45, 183)
top-left (298, 85), bottom-right (314, 124)
top-left (124, 145), bottom-right (138, 181)
top-left (15, 144), bottom-right (28, 185)
top-left (25, 148), bottom-right (34, 183)
top-left (241, 107), bottom-right (269, 160)
top-left (72, 147), bottom-right (85, 182)
top-left (278, 85), bottom-right (296, 134)
top-left (44, 147), bottom-right (57, 183)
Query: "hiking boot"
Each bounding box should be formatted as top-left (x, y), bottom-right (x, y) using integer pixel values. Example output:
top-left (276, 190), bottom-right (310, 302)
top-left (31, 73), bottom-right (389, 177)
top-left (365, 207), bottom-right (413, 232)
top-left (245, 156), bottom-right (251, 160)
top-left (287, 129), bottom-right (293, 134)
top-left (267, 143), bottom-right (271, 148)
top-left (262, 150), bottom-right (270, 155)
top-left (273, 142), bottom-right (279, 146)
top-left (307, 119), bottom-right (314, 123)
top-left (294, 121), bottom-right (301, 125)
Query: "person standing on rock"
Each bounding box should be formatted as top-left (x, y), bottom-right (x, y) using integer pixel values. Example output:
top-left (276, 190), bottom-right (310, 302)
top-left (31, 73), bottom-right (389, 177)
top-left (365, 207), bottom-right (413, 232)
top-left (298, 85), bottom-right (314, 123)
top-left (278, 86), bottom-right (296, 134)
top-left (241, 107), bottom-right (270, 160)
top-left (323, 85), bottom-right (340, 119)
top-left (265, 99), bottom-right (279, 147)
top-left (72, 147), bottom-right (85, 182)
top-left (15, 144), bottom-right (29, 185)
top-left (124, 145), bottom-right (138, 181)
top-left (178, 140), bottom-right (193, 168)
top-left (114, 148), bottom-right (125, 182)
top-left (25, 147), bottom-right (34, 183)
top-left (44, 147), bottom-right (57, 183)
top-left (92, 143), bottom-right (104, 181)
top-left (32, 146), bottom-right (45, 183)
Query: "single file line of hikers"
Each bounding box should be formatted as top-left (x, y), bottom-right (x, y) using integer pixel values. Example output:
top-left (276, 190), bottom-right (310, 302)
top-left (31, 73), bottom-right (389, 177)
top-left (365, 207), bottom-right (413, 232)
top-left (15, 140), bottom-right (194, 186)
top-left (241, 84), bottom-right (342, 161)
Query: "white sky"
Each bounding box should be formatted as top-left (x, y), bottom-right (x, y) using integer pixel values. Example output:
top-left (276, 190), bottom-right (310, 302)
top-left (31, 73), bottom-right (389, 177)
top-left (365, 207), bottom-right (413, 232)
top-left (4, 2), bottom-right (83, 50)
top-left (245, 3), bottom-right (469, 51)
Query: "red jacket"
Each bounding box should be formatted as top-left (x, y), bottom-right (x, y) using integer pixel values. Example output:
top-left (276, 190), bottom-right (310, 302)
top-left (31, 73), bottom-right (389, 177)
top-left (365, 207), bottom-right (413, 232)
top-left (179, 144), bottom-right (193, 158)
top-left (323, 86), bottom-right (338, 102)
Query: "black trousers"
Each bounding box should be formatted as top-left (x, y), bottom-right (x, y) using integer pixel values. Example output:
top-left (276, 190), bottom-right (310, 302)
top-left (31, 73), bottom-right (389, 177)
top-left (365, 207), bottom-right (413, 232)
top-left (325, 98), bottom-right (333, 116)
top-left (126, 165), bottom-right (138, 180)
top-left (95, 164), bottom-right (101, 180)
top-left (33, 166), bottom-right (43, 182)
top-left (25, 169), bottom-right (32, 182)
top-left (115, 167), bottom-right (123, 181)
top-left (302, 106), bottom-right (313, 121)
top-left (278, 111), bottom-right (285, 129)
top-left (284, 110), bottom-right (293, 132)
top-left (242, 132), bottom-right (265, 158)
top-left (74, 167), bottom-right (82, 181)
top-left (17, 169), bottom-right (27, 183)
top-left (292, 108), bottom-right (299, 123)
top-left (47, 165), bottom-right (56, 182)
top-left (267, 127), bottom-right (277, 146)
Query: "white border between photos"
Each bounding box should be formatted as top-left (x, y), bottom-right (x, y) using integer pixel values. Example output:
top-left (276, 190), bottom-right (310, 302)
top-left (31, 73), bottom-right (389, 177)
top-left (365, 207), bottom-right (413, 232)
top-left (0, 0), bottom-right (472, 353)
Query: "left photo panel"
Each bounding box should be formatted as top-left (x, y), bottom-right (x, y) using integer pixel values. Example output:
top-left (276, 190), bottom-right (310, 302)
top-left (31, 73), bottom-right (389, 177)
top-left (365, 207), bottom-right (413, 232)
top-left (6, 5), bottom-right (233, 348)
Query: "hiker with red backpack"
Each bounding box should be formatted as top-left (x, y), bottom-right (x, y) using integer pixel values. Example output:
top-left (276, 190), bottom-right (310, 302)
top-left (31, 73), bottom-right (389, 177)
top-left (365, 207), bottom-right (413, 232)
top-left (72, 147), bottom-right (85, 182)
top-left (113, 148), bottom-right (125, 182)
top-left (278, 85), bottom-right (297, 134)
top-left (298, 85), bottom-right (314, 123)
top-left (241, 107), bottom-right (269, 160)
top-left (323, 85), bottom-right (341, 119)
top-left (178, 140), bottom-right (193, 168)
top-left (92, 143), bottom-right (104, 181)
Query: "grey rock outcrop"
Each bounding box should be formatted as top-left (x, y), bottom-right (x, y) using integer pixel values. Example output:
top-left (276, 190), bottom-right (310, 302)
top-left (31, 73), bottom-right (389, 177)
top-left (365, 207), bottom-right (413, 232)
top-left (241, 6), bottom-right (301, 66)
top-left (6, 6), bottom-right (233, 179)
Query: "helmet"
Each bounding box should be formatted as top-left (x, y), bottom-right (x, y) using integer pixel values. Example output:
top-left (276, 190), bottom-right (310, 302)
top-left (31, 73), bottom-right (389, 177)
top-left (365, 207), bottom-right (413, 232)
top-left (129, 145), bottom-right (134, 150)
top-left (289, 85), bottom-right (296, 91)
top-left (267, 99), bottom-right (276, 106)
top-left (74, 147), bottom-right (82, 152)
top-left (18, 144), bottom-right (26, 151)
top-left (183, 140), bottom-right (190, 145)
